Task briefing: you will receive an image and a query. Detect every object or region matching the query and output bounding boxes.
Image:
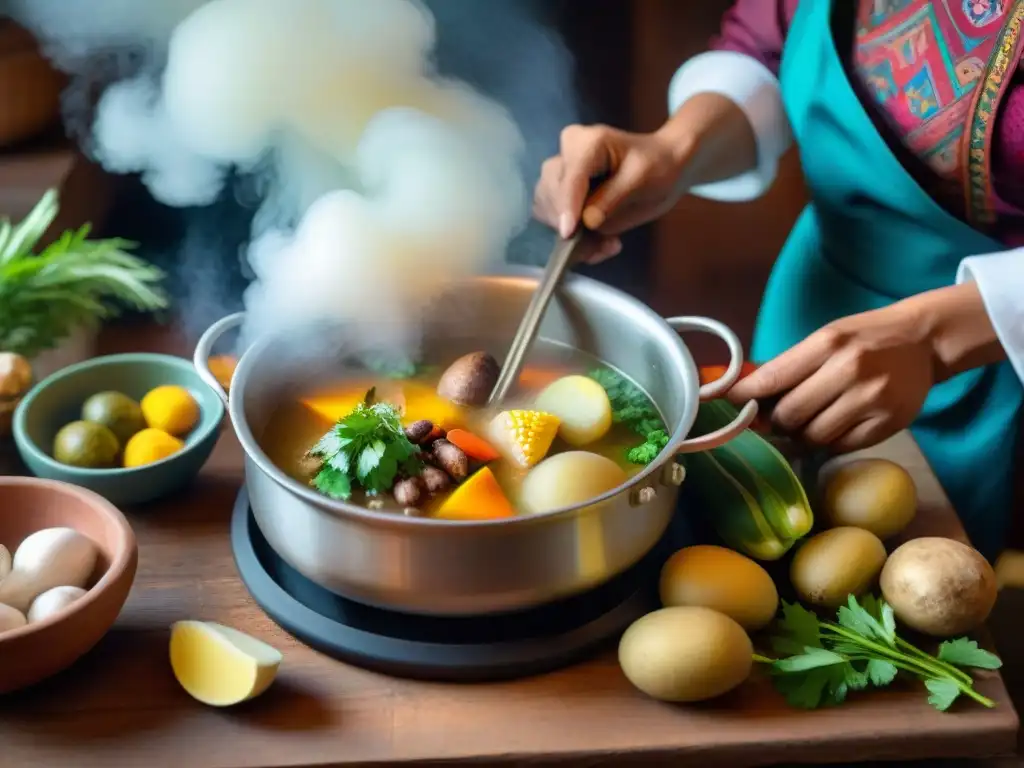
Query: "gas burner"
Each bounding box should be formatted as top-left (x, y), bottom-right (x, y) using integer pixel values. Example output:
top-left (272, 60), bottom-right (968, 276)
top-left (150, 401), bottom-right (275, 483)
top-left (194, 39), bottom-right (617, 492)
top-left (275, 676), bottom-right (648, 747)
top-left (230, 489), bottom-right (696, 681)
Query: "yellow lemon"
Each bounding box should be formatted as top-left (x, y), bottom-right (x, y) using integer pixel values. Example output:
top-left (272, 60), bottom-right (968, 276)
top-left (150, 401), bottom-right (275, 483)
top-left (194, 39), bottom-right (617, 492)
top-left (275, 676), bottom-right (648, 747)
top-left (123, 428), bottom-right (184, 468)
top-left (170, 620), bottom-right (282, 707)
top-left (141, 385), bottom-right (200, 436)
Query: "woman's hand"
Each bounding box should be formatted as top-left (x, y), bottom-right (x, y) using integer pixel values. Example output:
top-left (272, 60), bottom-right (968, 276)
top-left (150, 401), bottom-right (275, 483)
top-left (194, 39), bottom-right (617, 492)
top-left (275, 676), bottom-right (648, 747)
top-left (727, 283), bottom-right (1005, 452)
top-left (533, 93), bottom-right (759, 263)
top-left (726, 301), bottom-right (937, 452)
top-left (533, 124), bottom-right (690, 263)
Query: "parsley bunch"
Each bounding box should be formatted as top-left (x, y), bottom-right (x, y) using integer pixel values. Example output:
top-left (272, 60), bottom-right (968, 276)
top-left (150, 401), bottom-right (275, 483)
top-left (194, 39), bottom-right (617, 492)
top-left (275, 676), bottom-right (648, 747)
top-left (758, 595), bottom-right (1002, 711)
top-left (308, 397), bottom-right (423, 500)
top-left (587, 368), bottom-right (668, 465)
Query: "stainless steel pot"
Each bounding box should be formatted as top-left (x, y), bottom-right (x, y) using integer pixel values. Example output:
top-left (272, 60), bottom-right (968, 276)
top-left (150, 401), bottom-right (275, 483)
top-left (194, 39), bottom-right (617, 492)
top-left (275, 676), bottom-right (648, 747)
top-left (194, 268), bottom-right (756, 616)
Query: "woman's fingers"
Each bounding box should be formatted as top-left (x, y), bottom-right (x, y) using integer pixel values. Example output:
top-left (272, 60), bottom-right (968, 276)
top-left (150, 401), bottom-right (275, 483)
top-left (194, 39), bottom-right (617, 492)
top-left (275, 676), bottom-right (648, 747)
top-left (582, 152), bottom-right (652, 230)
top-left (533, 156), bottom-right (564, 229)
top-left (832, 416), bottom-right (892, 453)
top-left (801, 387), bottom-right (878, 445)
top-left (728, 325), bottom-right (842, 403)
top-left (770, 364), bottom-right (845, 433)
top-left (581, 236), bottom-right (623, 264)
top-left (556, 125), bottom-right (613, 237)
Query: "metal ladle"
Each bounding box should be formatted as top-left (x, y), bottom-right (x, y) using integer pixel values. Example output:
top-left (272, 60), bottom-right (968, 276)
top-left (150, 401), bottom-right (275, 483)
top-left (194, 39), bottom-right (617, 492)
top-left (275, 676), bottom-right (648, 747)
top-left (487, 229), bottom-right (588, 405)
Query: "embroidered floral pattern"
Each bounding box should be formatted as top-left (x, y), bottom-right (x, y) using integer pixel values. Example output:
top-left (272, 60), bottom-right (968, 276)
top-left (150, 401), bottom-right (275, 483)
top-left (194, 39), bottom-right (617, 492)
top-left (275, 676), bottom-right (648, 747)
top-left (854, 0), bottom-right (1016, 223)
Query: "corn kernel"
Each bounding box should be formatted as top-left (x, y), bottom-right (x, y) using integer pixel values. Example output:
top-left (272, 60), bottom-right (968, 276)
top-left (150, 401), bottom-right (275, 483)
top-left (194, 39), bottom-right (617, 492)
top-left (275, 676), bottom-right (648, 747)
top-left (488, 409), bottom-right (560, 469)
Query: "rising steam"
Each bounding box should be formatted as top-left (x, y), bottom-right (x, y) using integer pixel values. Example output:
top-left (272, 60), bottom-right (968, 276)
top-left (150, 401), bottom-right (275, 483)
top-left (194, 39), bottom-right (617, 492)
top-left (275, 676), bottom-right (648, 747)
top-left (11, 0), bottom-right (535, 348)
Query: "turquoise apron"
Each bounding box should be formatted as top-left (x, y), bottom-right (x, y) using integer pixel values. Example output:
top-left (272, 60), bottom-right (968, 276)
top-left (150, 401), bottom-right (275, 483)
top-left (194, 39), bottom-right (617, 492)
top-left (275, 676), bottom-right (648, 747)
top-left (753, 0), bottom-right (1023, 559)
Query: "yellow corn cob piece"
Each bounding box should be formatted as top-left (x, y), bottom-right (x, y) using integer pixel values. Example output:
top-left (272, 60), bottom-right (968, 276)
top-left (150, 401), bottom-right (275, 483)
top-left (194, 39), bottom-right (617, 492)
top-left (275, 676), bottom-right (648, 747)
top-left (488, 409), bottom-right (560, 469)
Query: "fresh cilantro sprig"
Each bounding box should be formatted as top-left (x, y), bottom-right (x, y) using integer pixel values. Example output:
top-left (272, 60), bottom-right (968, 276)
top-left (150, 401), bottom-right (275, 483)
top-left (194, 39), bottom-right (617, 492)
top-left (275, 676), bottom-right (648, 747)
top-left (587, 368), bottom-right (668, 466)
top-left (756, 595), bottom-right (1001, 711)
top-left (307, 397), bottom-right (423, 500)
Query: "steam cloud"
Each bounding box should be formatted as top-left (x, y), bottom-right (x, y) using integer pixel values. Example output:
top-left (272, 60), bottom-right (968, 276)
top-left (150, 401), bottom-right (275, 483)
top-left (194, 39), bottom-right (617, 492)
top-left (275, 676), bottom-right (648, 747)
top-left (10, 0), bottom-right (572, 349)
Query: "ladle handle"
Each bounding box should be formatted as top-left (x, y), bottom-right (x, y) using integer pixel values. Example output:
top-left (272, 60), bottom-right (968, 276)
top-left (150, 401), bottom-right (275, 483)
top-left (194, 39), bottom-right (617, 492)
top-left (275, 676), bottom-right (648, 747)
top-left (488, 230), bottom-right (585, 405)
top-left (665, 316), bottom-right (759, 454)
top-left (193, 311), bottom-right (246, 405)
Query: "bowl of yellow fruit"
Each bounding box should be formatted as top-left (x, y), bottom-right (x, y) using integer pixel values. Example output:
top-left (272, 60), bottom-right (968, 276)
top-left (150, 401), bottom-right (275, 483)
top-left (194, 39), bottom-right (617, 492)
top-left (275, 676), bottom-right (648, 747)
top-left (11, 353), bottom-right (224, 505)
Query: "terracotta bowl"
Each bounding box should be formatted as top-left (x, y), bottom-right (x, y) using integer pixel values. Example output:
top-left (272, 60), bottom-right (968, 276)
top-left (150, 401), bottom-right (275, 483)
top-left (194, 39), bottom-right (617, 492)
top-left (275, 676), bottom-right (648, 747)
top-left (0, 477), bottom-right (138, 694)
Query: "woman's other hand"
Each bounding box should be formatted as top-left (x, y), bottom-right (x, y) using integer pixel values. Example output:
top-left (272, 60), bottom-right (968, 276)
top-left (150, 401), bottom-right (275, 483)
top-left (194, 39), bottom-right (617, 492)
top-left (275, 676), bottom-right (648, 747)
top-left (727, 302), bottom-right (936, 452)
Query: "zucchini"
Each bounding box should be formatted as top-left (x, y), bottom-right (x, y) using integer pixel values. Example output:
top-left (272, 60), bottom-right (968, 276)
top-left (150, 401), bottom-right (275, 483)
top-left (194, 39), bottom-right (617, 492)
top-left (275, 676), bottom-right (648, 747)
top-left (685, 399), bottom-right (814, 560)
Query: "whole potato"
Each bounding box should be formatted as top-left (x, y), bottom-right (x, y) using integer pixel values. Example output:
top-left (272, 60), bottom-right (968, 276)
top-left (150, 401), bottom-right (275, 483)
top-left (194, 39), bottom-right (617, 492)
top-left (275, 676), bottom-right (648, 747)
top-left (823, 459), bottom-right (917, 540)
top-left (520, 451), bottom-right (627, 514)
top-left (659, 545), bottom-right (779, 631)
top-left (880, 537), bottom-right (997, 637)
top-left (618, 607), bottom-right (752, 702)
top-left (790, 527), bottom-right (887, 608)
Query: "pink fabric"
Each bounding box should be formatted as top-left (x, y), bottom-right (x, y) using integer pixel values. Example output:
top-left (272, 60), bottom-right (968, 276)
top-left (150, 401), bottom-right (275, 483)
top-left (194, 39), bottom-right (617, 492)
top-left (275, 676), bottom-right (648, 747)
top-left (709, 0), bottom-right (1024, 245)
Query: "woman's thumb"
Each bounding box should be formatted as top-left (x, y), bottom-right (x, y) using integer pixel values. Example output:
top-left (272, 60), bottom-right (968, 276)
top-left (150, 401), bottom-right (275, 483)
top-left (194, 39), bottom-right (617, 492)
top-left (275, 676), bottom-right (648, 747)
top-left (581, 152), bottom-right (650, 230)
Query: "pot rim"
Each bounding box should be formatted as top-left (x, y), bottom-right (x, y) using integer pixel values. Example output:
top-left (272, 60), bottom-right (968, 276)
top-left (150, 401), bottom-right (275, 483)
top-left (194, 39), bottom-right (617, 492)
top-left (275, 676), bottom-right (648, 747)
top-left (226, 267), bottom-right (699, 529)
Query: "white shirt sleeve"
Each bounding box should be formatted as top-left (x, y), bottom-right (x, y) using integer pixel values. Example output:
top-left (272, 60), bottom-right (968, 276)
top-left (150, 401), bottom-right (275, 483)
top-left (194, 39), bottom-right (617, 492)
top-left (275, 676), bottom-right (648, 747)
top-left (668, 50), bottom-right (793, 202)
top-left (957, 248), bottom-right (1024, 383)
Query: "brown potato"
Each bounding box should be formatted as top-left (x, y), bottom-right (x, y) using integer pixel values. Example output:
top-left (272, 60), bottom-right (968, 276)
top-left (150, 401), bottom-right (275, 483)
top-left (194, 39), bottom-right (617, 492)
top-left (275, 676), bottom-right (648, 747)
top-left (790, 527), bottom-right (887, 608)
top-left (659, 545), bottom-right (779, 631)
top-left (880, 537), bottom-right (997, 637)
top-left (436, 352), bottom-right (499, 406)
top-left (618, 607), bottom-right (753, 702)
top-left (823, 459), bottom-right (917, 540)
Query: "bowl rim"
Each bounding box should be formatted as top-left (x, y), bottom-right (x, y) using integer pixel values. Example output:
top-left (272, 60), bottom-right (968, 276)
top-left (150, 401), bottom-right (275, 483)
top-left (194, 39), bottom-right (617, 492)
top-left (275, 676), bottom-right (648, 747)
top-left (0, 476), bottom-right (138, 642)
top-left (12, 352), bottom-right (226, 478)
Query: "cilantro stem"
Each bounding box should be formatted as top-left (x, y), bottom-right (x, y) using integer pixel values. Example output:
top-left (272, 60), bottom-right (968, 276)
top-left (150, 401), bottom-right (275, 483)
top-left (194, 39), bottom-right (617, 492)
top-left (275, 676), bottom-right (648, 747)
top-left (822, 624), bottom-right (952, 681)
top-left (752, 653), bottom-right (776, 664)
top-left (821, 623), bottom-right (993, 708)
top-left (894, 637), bottom-right (973, 686)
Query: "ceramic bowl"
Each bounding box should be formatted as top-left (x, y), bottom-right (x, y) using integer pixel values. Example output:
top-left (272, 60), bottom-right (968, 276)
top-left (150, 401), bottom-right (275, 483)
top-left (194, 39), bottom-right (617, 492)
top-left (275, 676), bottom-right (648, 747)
top-left (0, 477), bottom-right (137, 694)
top-left (12, 353), bottom-right (225, 506)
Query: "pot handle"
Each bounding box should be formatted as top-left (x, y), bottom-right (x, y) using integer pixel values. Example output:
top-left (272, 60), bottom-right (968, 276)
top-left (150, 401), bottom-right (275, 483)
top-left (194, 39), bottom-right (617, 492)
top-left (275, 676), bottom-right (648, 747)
top-left (193, 312), bottom-right (245, 406)
top-left (665, 316), bottom-right (759, 454)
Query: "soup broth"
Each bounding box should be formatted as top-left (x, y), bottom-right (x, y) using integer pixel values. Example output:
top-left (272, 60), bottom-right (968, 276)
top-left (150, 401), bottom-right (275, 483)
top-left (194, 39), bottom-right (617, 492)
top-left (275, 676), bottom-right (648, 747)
top-left (259, 340), bottom-right (667, 519)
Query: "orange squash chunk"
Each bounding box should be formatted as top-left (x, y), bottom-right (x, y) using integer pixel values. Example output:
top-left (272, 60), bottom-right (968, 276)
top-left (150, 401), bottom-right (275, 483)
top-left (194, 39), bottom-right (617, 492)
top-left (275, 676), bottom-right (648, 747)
top-left (435, 467), bottom-right (515, 521)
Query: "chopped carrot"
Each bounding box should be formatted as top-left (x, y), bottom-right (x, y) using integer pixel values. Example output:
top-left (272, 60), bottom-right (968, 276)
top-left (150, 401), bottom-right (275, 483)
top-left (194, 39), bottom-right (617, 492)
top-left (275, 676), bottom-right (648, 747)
top-left (698, 362), bottom-right (772, 433)
top-left (517, 366), bottom-right (568, 391)
top-left (698, 362), bottom-right (759, 386)
top-left (208, 355), bottom-right (238, 392)
top-left (434, 467), bottom-right (515, 521)
top-left (446, 428), bottom-right (500, 462)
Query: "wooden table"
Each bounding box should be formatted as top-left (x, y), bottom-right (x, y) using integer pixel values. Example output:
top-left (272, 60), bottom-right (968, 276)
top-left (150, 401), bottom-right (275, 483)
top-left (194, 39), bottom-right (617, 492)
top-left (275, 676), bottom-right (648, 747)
top-left (0, 326), bottom-right (1018, 768)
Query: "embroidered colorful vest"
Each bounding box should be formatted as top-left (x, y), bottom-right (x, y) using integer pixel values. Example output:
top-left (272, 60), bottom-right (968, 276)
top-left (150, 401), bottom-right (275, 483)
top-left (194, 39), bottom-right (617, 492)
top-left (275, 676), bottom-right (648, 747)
top-left (853, 0), bottom-right (1024, 229)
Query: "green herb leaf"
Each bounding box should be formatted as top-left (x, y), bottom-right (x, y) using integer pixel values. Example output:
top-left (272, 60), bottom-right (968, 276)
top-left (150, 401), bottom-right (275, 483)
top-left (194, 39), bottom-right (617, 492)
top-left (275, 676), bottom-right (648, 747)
top-left (309, 400), bottom-right (423, 500)
top-left (776, 601), bottom-right (822, 648)
top-left (938, 638), bottom-right (1003, 670)
top-left (761, 594), bottom-right (999, 713)
top-left (312, 465), bottom-right (352, 500)
top-left (925, 678), bottom-right (961, 711)
top-left (866, 658), bottom-right (899, 687)
top-left (772, 668), bottom-right (834, 709)
top-left (837, 594), bottom-right (894, 646)
top-left (587, 368), bottom-right (667, 466)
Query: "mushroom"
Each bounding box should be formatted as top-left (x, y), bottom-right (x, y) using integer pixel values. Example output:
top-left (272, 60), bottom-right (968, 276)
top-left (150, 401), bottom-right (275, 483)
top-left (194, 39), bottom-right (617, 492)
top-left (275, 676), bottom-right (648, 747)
top-left (404, 420), bottom-right (434, 444)
top-left (419, 465), bottom-right (452, 495)
top-left (393, 477), bottom-right (424, 508)
top-left (436, 352), bottom-right (500, 406)
top-left (432, 439), bottom-right (469, 481)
